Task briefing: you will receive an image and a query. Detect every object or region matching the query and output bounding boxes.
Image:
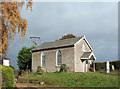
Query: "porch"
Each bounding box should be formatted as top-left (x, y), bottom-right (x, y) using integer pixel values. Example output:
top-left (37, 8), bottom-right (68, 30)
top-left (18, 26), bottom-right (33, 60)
top-left (81, 52), bottom-right (96, 72)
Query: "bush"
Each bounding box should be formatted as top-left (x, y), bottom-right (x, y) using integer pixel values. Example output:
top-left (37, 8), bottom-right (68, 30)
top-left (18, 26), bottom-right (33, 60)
top-left (37, 66), bottom-right (44, 74)
top-left (110, 61), bottom-right (120, 70)
top-left (9, 65), bottom-right (15, 71)
top-left (95, 60), bottom-right (120, 71)
top-left (98, 69), bottom-right (105, 73)
top-left (95, 62), bottom-right (106, 71)
top-left (0, 65), bottom-right (14, 87)
top-left (15, 69), bottom-right (21, 77)
top-left (60, 64), bottom-right (67, 72)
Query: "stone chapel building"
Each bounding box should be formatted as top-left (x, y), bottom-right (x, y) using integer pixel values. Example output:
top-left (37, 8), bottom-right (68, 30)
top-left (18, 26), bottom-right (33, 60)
top-left (31, 35), bottom-right (96, 72)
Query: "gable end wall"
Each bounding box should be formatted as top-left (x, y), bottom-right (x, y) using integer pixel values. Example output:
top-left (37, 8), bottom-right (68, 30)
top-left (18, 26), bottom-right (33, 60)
top-left (74, 38), bottom-right (92, 72)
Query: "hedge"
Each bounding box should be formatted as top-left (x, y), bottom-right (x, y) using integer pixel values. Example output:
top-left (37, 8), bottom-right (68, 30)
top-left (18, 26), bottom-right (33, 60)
top-left (95, 62), bottom-right (106, 71)
top-left (0, 65), bottom-right (14, 88)
top-left (110, 60), bottom-right (120, 69)
top-left (95, 60), bottom-right (120, 71)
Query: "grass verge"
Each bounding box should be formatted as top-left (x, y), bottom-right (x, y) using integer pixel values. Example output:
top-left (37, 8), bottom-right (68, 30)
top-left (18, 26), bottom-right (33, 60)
top-left (18, 72), bottom-right (119, 87)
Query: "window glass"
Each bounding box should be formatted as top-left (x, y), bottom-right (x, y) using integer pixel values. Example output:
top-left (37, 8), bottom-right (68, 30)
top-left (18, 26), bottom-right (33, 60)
top-left (41, 52), bottom-right (45, 66)
top-left (57, 50), bottom-right (62, 66)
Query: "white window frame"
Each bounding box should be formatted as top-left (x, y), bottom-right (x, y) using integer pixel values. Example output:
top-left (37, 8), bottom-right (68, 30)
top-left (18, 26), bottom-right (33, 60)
top-left (56, 50), bottom-right (62, 66)
top-left (41, 52), bottom-right (45, 67)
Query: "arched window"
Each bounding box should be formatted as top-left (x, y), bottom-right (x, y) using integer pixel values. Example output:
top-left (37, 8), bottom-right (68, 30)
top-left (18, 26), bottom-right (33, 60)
top-left (41, 52), bottom-right (45, 66)
top-left (56, 50), bottom-right (62, 66)
top-left (82, 43), bottom-right (85, 52)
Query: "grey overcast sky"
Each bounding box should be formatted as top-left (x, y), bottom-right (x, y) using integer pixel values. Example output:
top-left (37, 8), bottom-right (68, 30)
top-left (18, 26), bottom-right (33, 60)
top-left (7, 2), bottom-right (118, 69)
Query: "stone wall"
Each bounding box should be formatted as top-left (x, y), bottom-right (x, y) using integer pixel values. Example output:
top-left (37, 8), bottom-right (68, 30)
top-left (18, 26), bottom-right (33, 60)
top-left (32, 47), bottom-right (74, 73)
top-left (32, 52), bottom-right (41, 73)
top-left (74, 38), bottom-right (92, 72)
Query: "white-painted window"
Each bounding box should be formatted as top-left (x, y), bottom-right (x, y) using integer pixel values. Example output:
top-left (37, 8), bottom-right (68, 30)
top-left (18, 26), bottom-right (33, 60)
top-left (41, 52), bottom-right (45, 66)
top-left (82, 43), bottom-right (85, 52)
top-left (56, 50), bottom-right (62, 66)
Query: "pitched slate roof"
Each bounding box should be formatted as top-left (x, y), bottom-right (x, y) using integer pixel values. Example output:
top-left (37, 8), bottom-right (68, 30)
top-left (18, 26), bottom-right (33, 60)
top-left (32, 36), bottom-right (84, 52)
top-left (81, 52), bottom-right (92, 59)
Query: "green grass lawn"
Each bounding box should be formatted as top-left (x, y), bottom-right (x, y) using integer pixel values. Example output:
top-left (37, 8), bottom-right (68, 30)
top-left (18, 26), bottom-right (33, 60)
top-left (19, 72), bottom-right (119, 87)
top-left (96, 70), bottom-right (120, 77)
top-left (108, 70), bottom-right (120, 75)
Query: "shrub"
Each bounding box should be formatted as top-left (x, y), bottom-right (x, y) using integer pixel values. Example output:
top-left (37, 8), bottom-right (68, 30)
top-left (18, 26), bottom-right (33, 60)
top-left (37, 66), bottom-right (44, 74)
top-left (95, 62), bottom-right (106, 71)
top-left (60, 64), bottom-right (67, 72)
top-left (9, 65), bottom-right (15, 71)
top-left (0, 65), bottom-right (14, 87)
top-left (98, 69), bottom-right (105, 73)
top-left (95, 60), bottom-right (120, 71)
top-left (15, 69), bottom-right (21, 77)
top-left (110, 61), bottom-right (120, 70)
top-left (37, 66), bottom-right (41, 72)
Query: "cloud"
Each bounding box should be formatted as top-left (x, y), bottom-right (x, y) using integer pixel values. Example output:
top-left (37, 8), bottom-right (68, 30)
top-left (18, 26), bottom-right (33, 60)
top-left (7, 2), bottom-right (118, 69)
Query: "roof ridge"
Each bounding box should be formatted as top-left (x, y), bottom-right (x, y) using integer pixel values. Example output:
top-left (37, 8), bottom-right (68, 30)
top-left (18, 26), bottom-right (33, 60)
top-left (42, 36), bottom-right (84, 44)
